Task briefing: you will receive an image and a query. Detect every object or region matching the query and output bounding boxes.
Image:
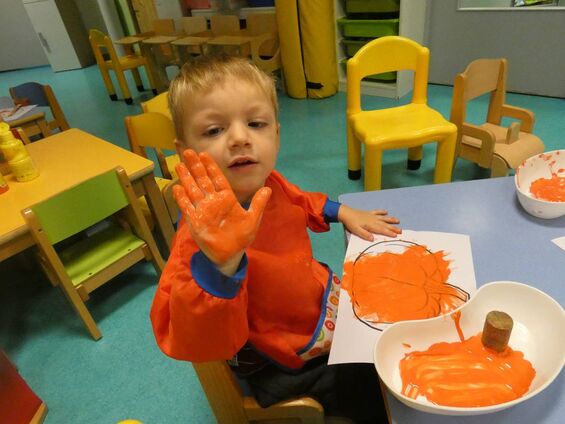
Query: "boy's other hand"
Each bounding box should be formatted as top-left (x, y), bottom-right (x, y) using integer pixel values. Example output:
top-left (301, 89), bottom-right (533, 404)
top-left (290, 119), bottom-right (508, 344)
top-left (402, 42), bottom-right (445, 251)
top-left (338, 204), bottom-right (401, 241)
top-left (173, 150), bottom-right (272, 273)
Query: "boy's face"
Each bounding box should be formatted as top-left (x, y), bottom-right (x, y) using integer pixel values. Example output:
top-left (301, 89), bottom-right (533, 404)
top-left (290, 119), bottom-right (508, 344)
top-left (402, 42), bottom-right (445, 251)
top-left (176, 77), bottom-right (279, 204)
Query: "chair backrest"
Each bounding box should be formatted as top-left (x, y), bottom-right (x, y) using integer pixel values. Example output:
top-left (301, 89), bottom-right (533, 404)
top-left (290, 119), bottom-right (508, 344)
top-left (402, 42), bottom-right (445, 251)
top-left (210, 15), bottom-right (240, 36)
top-left (181, 16), bottom-right (208, 35)
top-left (245, 13), bottom-right (277, 35)
top-left (27, 168), bottom-right (129, 244)
top-left (141, 92), bottom-right (171, 119)
top-left (450, 58), bottom-right (507, 128)
top-left (125, 112), bottom-right (176, 177)
top-left (347, 36), bottom-right (429, 115)
top-left (153, 18), bottom-right (176, 35)
top-left (89, 28), bottom-right (120, 66)
top-left (9, 82), bottom-right (70, 132)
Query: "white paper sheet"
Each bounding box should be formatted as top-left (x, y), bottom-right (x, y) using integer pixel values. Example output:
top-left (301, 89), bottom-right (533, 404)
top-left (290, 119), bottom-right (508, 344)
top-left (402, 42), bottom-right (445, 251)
top-left (0, 105), bottom-right (38, 122)
top-left (329, 230), bottom-right (477, 364)
top-left (552, 236), bottom-right (565, 252)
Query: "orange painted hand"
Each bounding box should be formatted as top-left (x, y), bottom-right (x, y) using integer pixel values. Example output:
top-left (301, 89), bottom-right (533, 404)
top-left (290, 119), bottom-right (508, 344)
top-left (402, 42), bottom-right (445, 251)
top-left (173, 150), bottom-right (272, 270)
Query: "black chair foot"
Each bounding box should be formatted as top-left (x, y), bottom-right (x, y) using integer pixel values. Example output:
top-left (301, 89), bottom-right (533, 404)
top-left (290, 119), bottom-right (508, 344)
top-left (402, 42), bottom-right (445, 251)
top-left (109, 94), bottom-right (118, 101)
top-left (152, 89), bottom-right (158, 95)
top-left (348, 169), bottom-right (361, 180)
top-left (125, 98), bottom-right (133, 105)
top-left (137, 85), bottom-right (145, 92)
top-left (407, 159), bottom-right (421, 170)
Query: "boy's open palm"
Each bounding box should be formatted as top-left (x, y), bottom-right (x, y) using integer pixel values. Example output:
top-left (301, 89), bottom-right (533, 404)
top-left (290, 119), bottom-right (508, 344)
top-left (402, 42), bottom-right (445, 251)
top-left (173, 150), bottom-right (271, 266)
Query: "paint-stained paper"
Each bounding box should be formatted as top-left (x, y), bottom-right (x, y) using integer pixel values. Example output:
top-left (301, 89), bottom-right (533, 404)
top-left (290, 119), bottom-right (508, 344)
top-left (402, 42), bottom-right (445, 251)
top-left (329, 230), bottom-right (477, 364)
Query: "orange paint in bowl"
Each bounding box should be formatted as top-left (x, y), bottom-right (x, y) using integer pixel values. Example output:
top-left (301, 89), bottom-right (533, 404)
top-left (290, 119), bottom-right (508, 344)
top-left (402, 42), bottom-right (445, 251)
top-left (530, 174), bottom-right (565, 202)
top-left (399, 313), bottom-right (536, 408)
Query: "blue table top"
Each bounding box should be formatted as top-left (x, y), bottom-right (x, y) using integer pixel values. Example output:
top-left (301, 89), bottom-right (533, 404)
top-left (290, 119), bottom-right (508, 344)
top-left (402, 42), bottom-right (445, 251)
top-left (339, 177), bottom-right (564, 424)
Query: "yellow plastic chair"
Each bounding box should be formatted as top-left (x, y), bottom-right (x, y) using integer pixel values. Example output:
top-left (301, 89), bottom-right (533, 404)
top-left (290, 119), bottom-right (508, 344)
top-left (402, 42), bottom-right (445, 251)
top-left (140, 91), bottom-right (171, 120)
top-left (22, 167), bottom-right (165, 340)
top-left (346, 36), bottom-right (457, 191)
top-left (193, 361), bottom-right (325, 424)
top-left (124, 112), bottom-right (179, 232)
top-left (124, 111), bottom-right (178, 180)
top-left (450, 58), bottom-right (545, 177)
top-left (88, 29), bottom-right (155, 104)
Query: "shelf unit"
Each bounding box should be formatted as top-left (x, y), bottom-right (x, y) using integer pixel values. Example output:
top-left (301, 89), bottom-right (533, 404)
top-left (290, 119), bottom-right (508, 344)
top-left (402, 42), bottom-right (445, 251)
top-left (334, 0), bottom-right (429, 99)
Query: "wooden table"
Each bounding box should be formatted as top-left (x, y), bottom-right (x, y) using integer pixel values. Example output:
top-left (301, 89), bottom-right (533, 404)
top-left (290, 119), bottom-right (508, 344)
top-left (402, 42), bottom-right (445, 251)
top-left (141, 36), bottom-right (181, 93)
top-left (0, 128), bottom-right (175, 262)
top-left (206, 35), bottom-right (254, 57)
top-left (171, 36), bottom-right (211, 64)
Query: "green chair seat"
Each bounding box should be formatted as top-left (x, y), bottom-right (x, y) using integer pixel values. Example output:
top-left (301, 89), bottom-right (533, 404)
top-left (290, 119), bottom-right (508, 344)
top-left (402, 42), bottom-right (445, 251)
top-left (58, 223), bottom-right (145, 286)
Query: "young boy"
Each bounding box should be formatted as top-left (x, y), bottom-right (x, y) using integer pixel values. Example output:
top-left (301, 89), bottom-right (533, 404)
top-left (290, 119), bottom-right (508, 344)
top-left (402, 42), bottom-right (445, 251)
top-left (150, 55), bottom-right (401, 422)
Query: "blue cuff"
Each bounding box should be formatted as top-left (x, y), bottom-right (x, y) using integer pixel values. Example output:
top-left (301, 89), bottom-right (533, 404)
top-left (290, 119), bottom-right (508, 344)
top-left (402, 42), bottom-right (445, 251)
top-left (191, 251), bottom-right (247, 299)
top-left (323, 199), bottom-right (341, 223)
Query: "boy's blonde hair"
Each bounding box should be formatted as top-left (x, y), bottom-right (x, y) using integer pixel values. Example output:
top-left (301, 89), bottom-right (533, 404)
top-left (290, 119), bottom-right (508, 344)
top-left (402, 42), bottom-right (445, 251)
top-left (168, 54), bottom-right (278, 142)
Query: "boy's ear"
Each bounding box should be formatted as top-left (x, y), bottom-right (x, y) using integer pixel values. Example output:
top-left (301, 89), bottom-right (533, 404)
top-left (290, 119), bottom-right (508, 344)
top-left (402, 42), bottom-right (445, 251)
top-left (174, 139), bottom-right (185, 159)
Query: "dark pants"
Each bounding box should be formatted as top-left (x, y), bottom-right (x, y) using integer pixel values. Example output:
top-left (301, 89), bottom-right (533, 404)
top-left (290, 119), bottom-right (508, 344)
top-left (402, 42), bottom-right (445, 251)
top-left (243, 355), bottom-right (389, 423)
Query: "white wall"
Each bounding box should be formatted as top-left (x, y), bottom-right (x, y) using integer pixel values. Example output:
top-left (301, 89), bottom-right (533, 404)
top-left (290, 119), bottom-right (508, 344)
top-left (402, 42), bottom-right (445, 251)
top-left (427, 0), bottom-right (565, 97)
top-left (0, 0), bottom-right (48, 71)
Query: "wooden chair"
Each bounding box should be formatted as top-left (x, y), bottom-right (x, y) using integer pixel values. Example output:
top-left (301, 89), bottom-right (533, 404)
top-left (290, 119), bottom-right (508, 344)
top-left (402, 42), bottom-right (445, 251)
top-left (8, 83), bottom-right (69, 133)
top-left (140, 92), bottom-right (171, 120)
top-left (193, 361), bottom-right (325, 424)
top-left (21, 167), bottom-right (165, 340)
top-left (210, 15), bottom-right (241, 36)
top-left (88, 29), bottom-right (155, 104)
top-left (346, 36), bottom-right (457, 190)
top-left (245, 13), bottom-right (278, 57)
top-left (450, 58), bottom-right (545, 177)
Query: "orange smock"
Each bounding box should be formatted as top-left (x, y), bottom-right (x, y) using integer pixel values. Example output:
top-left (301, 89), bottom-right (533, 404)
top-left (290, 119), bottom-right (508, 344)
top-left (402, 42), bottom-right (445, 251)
top-left (150, 170), bottom-right (337, 369)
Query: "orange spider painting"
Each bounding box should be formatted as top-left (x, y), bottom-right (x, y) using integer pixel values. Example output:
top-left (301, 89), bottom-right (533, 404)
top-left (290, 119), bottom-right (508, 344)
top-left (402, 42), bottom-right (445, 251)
top-left (342, 240), bottom-right (469, 330)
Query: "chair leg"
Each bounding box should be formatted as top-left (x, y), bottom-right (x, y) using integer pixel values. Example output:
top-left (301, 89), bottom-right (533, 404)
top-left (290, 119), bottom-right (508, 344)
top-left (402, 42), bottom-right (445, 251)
top-left (58, 278), bottom-right (102, 340)
top-left (143, 64), bottom-right (158, 96)
top-left (347, 123), bottom-right (362, 180)
top-left (98, 66), bottom-right (117, 101)
top-left (490, 155), bottom-right (510, 177)
top-left (433, 131), bottom-right (457, 184)
top-left (407, 146), bottom-right (423, 170)
top-left (364, 145), bottom-right (383, 191)
top-left (131, 68), bottom-right (144, 91)
top-left (114, 67), bottom-right (133, 104)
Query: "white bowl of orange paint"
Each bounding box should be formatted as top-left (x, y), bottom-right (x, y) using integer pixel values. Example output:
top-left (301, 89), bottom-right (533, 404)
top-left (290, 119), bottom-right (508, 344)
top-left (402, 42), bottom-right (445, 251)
top-left (515, 150), bottom-right (565, 219)
top-left (374, 281), bottom-right (565, 415)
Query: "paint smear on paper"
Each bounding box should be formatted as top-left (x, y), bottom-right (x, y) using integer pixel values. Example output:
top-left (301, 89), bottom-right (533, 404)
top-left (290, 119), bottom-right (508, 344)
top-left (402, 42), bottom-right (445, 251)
top-left (342, 241), bottom-right (469, 329)
top-left (399, 312), bottom-right (536, 407)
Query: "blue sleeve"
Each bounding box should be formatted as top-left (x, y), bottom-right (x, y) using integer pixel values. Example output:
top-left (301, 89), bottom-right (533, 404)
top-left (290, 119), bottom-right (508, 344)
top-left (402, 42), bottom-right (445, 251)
top-left (323, 199), bottom-right (341, 223)
top-left (190, 251), bottom-right (247, 299)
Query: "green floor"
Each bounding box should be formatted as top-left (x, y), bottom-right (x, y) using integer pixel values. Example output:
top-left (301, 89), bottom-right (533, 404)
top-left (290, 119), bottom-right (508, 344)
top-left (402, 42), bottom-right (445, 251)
top-left (0, 65), bottom-right (563, 423)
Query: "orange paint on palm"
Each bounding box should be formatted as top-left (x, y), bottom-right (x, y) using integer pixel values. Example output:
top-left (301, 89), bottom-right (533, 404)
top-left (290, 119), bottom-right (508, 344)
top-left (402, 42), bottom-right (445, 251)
top-left (399, 312), bottom-right (536, 407)
top-left (530, 174), bottom-right (565, 202)
top-left (342, 244), bottom-right (468, 324)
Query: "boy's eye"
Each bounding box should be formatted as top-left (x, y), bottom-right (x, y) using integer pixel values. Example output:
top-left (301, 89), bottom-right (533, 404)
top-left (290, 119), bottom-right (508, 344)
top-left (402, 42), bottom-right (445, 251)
top-left (248, 121), bottom-right (266, 128)
top-left (204, 127), bottom-right (222, 137)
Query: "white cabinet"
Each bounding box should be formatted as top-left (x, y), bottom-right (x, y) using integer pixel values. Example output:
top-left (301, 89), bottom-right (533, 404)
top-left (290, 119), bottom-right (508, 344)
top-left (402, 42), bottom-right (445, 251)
top-left (22, 0), bottom-right (93, 72)
top-left (334, 0), bottom-right (429, 99)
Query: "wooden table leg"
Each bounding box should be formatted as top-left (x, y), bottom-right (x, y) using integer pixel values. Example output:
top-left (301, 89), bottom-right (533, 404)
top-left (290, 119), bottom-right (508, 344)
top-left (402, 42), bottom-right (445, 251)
top-left (141, 44), bottom-right (168, 94)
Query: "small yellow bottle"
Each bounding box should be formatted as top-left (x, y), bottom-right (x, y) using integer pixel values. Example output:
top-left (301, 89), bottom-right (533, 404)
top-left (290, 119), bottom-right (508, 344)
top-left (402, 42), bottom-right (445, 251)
top-left (0, 122), bottom-right (39, 182)
top-left (0, 172), bottom-right (8, 194)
